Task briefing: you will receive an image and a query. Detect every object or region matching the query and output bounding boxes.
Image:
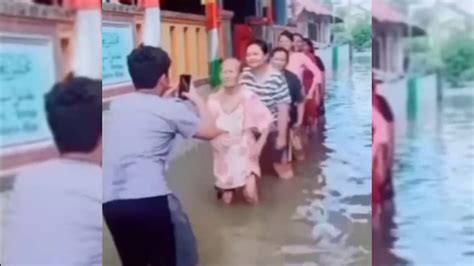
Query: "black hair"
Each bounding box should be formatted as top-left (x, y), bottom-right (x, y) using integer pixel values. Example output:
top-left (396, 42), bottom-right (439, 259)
top-left (279, 30), bottom-right (294, 42)
top-left (375, 94), bottom-right (395, 122)
top-left (127, 44), bottom-right (171, 90)
top-left (270, 47), bottom-right (289, 62)
top-left (246, 39), bottom-right (269, 55)
top-left (45, 76), bottom-right (102, 154)
top-left (293, 33), bottom-right (304, 41)
top-left (303, 38), bottom-right (315, 54)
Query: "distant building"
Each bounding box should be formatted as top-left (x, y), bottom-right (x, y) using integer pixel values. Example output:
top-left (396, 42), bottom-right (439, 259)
top-left (372, 0), bottom-right (425, 79)
top-left (288, 0), bottom-right (342, 47)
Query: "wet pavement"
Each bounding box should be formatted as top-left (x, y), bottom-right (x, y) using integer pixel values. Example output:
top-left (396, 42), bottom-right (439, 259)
top-left (104, 52), bottom-right (372, 265)
top-left (374, 86), bottom-right (474, 266)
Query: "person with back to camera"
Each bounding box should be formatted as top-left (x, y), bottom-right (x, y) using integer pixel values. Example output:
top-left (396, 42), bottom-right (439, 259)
top-left (302, 38), bottom-right (326, 129)
top-left (4, 76), bottom-right (102, 265)
top-left (103, 45), bottom-right (225, 266)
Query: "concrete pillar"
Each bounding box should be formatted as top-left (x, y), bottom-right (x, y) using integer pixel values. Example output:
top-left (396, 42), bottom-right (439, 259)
top-left (141, 0), bottom-right (161, 47)
top-left (380, 36), bottom-right (386, 71)
top-left (323, 21), bottom-right (327, 43)
top-left (322, 20), bottom-right (331, 44)
top-left (324, 22), bottom-right (327, 43)
top-left (397, 27), bottom-right (404, 74)
top-left (317, 22), bottom-right (322, 42)
top-left (386, 32), bottom-right (392, 72)
top-left (68, 0), bottom-right (102, 79)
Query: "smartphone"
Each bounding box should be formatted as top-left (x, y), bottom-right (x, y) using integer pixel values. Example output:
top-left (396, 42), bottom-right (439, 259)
top-left (178, 74), bottom-right (192, 100)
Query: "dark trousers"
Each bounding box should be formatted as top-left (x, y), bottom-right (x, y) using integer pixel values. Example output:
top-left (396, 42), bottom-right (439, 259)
top-left (103, 196), bottom-right (176, 266)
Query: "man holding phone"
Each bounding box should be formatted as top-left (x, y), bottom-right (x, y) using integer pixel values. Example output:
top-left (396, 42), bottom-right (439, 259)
top-left (178, 74), bottom-right (192, 99)
top-left (103, 45), bottom-right (223, 266)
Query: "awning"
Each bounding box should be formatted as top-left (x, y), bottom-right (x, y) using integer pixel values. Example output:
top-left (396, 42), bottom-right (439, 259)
top-left (290, 0), bottom-right (343, 23)
top-left (372, 1), bottom-right (426, 36)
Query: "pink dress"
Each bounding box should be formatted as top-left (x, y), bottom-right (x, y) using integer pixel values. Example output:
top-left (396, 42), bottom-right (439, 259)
top-left (286, 52), bottom-right (322, 87)
top-left (208, 90), bottom-right (273, 190)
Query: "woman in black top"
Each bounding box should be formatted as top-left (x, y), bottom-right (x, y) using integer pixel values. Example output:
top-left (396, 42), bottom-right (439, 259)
top-left (270, 47), bottom-right (306, 161)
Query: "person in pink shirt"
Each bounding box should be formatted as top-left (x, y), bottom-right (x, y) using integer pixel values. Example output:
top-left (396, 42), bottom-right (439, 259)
top-left (372, 79), bottom-right (395, 226)
top-left (292, 32), bottom-right (305, 52)
top-left (208, 58), bottom-right (273, 204)
top-left (303, 38), bottom-right (326, 115)
top-left (278, 31), bottom-right (322, 129)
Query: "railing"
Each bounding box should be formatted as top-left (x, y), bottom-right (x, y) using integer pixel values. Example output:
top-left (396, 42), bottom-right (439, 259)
top-left (160, 10), bottom-right (209, 84)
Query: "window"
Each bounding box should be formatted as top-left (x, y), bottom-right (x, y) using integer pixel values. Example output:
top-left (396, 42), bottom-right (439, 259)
top-left (308, 23), bottom-right (318, 41)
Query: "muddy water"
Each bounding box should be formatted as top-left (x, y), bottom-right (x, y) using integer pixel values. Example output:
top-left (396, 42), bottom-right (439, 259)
top-left (1, 51), bottom-right (372, 265)
top-left (0, 52), bottom-right (372, 265)
top-left (375, 87), bottom-right (474, 266)
top-left (106, 53), bottom-right (372, 266)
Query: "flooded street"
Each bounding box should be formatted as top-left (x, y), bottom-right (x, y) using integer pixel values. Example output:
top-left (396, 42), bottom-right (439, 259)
top-left (107, 52), bottom-right (372, 265)
top-left (0, 52), bottom-right (372, 265)
top-left (375, 87), bottom-right (474, 266)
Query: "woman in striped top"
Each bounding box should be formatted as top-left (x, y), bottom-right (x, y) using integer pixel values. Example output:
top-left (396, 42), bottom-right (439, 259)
top-left (239, 39), bottom-right (294, 179)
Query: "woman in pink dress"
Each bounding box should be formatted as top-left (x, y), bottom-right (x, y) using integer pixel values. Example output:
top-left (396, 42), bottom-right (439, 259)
top-left (372, 79), bottom-right (395, 228)
top-left (208, 58), bottom-right (273, 204)
top-left (302, 38), bottom-right (326, 122)
top-left (278, 32), bottom-right (322, 133)
top-left (278, 31), bottom-right (322, 106)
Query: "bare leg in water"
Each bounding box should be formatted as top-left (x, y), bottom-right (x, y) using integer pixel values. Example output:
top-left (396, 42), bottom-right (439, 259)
top-left (222, 191), bottom-right (233, 204)
top-left (243, 174), bottom-right (259, 203)
top-left (274, 162), bottom-right (294, 179)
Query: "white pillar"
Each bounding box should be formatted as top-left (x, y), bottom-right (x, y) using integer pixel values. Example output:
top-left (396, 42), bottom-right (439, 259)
top-left (142, 1), bottom-right (161, 47)
top-left (326, 21), bottom-right (330, 44)
top-left (71, 2), bottom-right (102, 79)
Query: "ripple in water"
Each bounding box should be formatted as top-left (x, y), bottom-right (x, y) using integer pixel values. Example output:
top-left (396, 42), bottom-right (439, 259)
top-left (381, 87), bottom-right (474, 265)
top-left (283, 53), bottom-right (372, 266)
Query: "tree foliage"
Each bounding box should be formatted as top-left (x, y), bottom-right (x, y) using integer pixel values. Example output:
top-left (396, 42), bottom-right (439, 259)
top-left (351, 21), bottom-right (372, 51)
top-left (441, 35), bottom-right (474, 84)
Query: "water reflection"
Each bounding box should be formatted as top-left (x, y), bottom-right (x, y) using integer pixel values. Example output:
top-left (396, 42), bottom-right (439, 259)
top-left (376, 87), bottom-right (474, 266)
top-left (278, 52), bottom-right (373, 266)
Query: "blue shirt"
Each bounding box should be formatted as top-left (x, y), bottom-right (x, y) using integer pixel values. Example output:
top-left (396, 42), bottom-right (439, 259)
top-left (3, 159), bottom-right (102, 265)
top-left (103, 93), bottom-right (199, 202)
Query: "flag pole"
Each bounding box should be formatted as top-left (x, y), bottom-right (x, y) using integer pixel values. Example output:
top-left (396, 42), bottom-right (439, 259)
top-left (203, 0), bottom-right (222, 88)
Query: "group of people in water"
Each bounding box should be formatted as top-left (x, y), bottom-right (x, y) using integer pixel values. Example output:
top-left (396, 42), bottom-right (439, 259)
top-left (208, 32), bottom-right (326, 204)
top-left (105, 30), bottom-right (327, 265)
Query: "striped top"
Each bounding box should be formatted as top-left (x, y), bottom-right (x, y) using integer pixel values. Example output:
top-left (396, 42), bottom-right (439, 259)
top-left (239, 66), bottom-right (291, 128)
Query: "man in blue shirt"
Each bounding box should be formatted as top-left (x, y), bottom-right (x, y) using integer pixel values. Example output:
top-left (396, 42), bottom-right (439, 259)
top-left (103, 45), bottom-right (223, 266)
top-left (3, 77), bottom-right (102, 265)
